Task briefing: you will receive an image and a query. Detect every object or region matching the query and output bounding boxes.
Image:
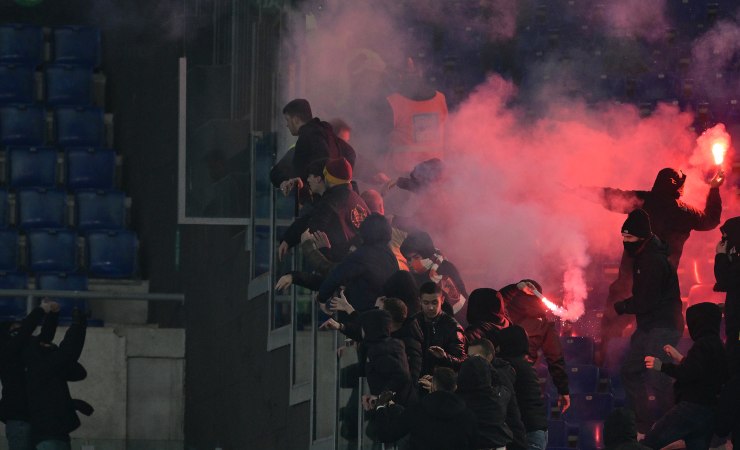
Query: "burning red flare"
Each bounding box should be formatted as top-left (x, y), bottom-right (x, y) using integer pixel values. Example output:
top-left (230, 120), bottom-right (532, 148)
top-left (712, 142), bottom-right (727, 165)
top-left (519, 282), bottom-right (569, 317)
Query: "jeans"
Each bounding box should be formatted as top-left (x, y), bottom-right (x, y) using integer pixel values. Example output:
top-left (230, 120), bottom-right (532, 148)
top-left (642, 401), bottom-right (714, 450)
top-left (526, 429), bottom-right (548, 450)
top-left (5, 420), bottom-right (32, 450)
top-left (35, 441), bottom-right (71, 450)
top-left (620, 327), bottom-right (681, 433)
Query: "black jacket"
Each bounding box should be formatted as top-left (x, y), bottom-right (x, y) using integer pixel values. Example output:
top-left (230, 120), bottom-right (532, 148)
top-left (393, 319), bottom-right (424, 383)
top-left (24, 318), bottom-right (87, 442)
top-left (360, 310), bottom-right (414, 406)
top-left (269, 118), bottom-right (356, 187)
top-left (614, 236), bottom-right (684, 332)
top-left (604, 408), bottom-right (653, 450)
top-left (415, 312), bottom-right (466, 375)
top-left (0, 307), bottom-right (45, 423)
top-left (457, 356), bottom-right (514, 449)
top-left (372, 390), bottom-right (478, 450)
top-left (411, 260), bottom-right (469, 326)
top-left (715, 217), bottom-right (740, 340)
top-left (660, 303), bottom-right (727, 406)
top-left (491, 357), bottom-right (528, 450)
top-left (282, 183), bottom-right (369, 262)
top-left (601, 186), bottom-right (721, 267)
top-left (498, 325), bottom-right (549, 433)
top-left (500, 284), bottom-right (570, 395)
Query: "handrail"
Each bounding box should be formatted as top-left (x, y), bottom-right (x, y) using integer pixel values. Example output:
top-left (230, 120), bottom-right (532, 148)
top-left (0, 289), bottom-right (184, 302)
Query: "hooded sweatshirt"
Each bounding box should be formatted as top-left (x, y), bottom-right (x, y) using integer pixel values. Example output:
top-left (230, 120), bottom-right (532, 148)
top-left (660, 302), bottom-right (727, 406)
top-left (457, 356), bottom-right (514, 448)
top-left (498, 325), bottom-right (548, 432)
top-left (464, 288), bottom-right (510, 345)
top-left (360, 309), bottom-right (413, 406)
top-left (373, 390), bottom-right (478, 450)
top-left (715, 217), bottom-right (740, 343)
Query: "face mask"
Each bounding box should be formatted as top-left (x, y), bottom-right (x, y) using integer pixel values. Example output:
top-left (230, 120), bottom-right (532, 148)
top-left (623, 240), bottom-right (644, 256)
top-left (411, 258), bottom-right (433, 273)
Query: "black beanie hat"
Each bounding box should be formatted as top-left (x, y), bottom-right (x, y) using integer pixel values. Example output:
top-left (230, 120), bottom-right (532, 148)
top-left (497, 325), bottom-right (530, 358)
top-left (382, 270), bottom-right (420, 316)
top-left (720, 217), bottom-right (740, 250)
top-left (622, 209), bottom-right (652, 238)
top-left (686, 302), bottom-right (722, 341)
top-left (466, 288), bottom-right (505, 325)
top-left (399, 231), bottom-right (436, 259)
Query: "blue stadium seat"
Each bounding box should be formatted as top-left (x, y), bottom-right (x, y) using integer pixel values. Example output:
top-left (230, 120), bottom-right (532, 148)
top-left (566, 365), bottom-right (600, 394)
top-left (0, 24), bottom-right (43, 66)
top-left (0, 104), bottom-right (45, 146)
top-left (7, 147), bottom-right (58, 188)
top-left (27, 228), bottom-right (78, 273)
top-left (578, 420), bottom-right (605, 450)
top-left (54, 107), bottom-right (105, 147)
top-left (86, 230), bottom-right (138, 278)
top-left (36, 273), bottom-right (89, 317)
top-left (45, 65), bottom-right (93, 106)
top-left (563, 393), bottom-right (614, 422)
top-left (603, 337), bottom-right (630, 372)
top-left (17, 189), bottom-right (67, 230)
top-left (608, 374), bottom-right (626, 407)
top-left (65, 147), bottom-right (115, 190)
top-left (75, 190), bottom-right (125, 231)
top-left (0, 190), bottom-right (9, 228)
top-left (0, 229), bottom-right (19, 271)
top-left (0, 272), bottom-right (28, 320)
top-left (0, 64), bottom-right (35, 104)
top-left (562, 336), bottom-right (595, 365)
top-left (548, 419), bottom-right (568, 447)
top-left (53, 26), bottom-right (101, 67)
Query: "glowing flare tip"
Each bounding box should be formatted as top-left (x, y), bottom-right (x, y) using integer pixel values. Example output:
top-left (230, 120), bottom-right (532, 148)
top-left (712, 142), bottom-right (727, 165)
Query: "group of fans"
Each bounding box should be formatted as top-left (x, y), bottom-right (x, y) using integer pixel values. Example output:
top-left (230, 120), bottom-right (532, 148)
top-left (0, 303), bottom-right (90, 450)
top-left (271, 95), bottom-right (740, 450)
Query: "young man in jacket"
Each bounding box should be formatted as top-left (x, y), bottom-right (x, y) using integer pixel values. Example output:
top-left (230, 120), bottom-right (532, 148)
top-left (613, 209), bottom-right (684, 435)
top-left (644, 302), bottom-right (727, 450)
top-left (414, 282), bottom-right (466, 376)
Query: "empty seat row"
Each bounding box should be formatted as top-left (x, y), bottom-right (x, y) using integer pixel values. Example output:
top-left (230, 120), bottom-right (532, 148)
top-left (0, 105), bottom-right (106, 147)
top-left (0, 189), bottom-right (126, 230)
top-left (2, 147), bottom-right (117, 189)
top-left (0, 228), bottom-right (138, 278)
top-left (0, 272), bottom-right (88, 320)
top-left (0, 24), bottom-right (101, 67)
top-left (0, 64), bottom-right (97, 106)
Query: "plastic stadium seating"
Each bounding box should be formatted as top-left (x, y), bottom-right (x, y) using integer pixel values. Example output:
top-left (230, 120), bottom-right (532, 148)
top-left (0, 189), bottom-right (8, 227)
top-left (0, 64), bottom-right (35, 104)
top-left (0, 24), bottom-right (43, 66)
top-left (7, 147), bottom-right (58, 188)
top-left (45, 65), bottom-right (93, 106)
top-left (603, 337), bottom-right (630, 372)
top-left (563, 393), bottom-right (614, 422)
top-left (0, 229), bottom-right (19, 271)
top-left (17, 189), bottom-right (67, 229)
top-left (686, 283), bottom-right (725, 306)
top-left (0, 104), bottom-right (45, 146)
top-left (54, 107), bottom-right (105, 147)
top-left (578, 420), bottom-right (605, 450)
top-left (53, 26), bottom-right (101, 68)
top-left (65, 147), bottom-right (115, 190)
top-left (36, 272), bottom-right (89, 316)
top-left (548, 419), bottom-right (568, 447)
top-left (75, 190), bottom-right (125, 231)
top-left (27, 228), bottom-right (78, 273)
top-left (562, 336), bottom-right (595, 365)
top-left (0, 271), bottom-right (28, 319)
top-left (86, 230), bottom-right (138, 278)
top-left (566, 365), bottom-right (600, 394)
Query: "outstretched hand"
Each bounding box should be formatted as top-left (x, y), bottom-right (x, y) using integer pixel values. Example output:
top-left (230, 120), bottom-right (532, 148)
top-left (710, 170), bottom-right (725, 188)
top-left (663, 345), bottom-right (683, 363)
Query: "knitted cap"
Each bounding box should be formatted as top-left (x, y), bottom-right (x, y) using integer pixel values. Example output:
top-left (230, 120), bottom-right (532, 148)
top-left (323, 158), bottom-right (352, 185)
top-left (621, 209), bottom-right (652, 238)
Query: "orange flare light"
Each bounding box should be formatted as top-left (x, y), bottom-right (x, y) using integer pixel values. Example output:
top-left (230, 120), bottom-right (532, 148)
top-left (712, 142), bottom-right (727, 165)
top-left (518, 282), bottom-right (569, 317)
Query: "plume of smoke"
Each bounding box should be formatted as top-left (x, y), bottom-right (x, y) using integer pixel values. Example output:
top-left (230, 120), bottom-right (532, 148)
top-left (690, 17), bottom-right (740, 103)
top-left (593, 0), bottom-right (670, 42)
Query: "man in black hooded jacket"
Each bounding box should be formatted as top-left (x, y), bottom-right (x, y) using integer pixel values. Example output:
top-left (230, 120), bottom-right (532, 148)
top-left (23, 309), bottom-right (87, 449)
top-left (0, 301), bottom-right (58, 450)
top-left (643, 302), bottom-right (727, 450)
top-left (598, 168), bottom-right (723, 353)
top-left (497, 326), bottom-right (549, 450)
top-left (714, 216), bottom-right (740, 372)
top-left (614, 209), bottom-right (684, 434)
top-left (415, 281), bottom-right (466, 376)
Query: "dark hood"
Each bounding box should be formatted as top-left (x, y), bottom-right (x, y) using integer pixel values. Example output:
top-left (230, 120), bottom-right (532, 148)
top-left (400, 231), bottom-right (436, 259)
top-left (420, 390), bottom-right (469, 419)
top-left (359, 309), bottom-right (392, 342)
top-left (651, 168), bottom-right (685, 198)
top-left (359, 213), bottom-right (391, 245)
top-left (397, 158), bottom-right (444, 193)
top-left (382, 270), bottom-right (420, 316)
top-left (500, 283), bottom-right (548, 319)
top-left (456, 356), bottom-right (493, 394)
top-left (466, 288), bottom-right (506, 325)
top-left (686, 302), bottom-right (722, 341)
top-left (604, 408), bottom-right (638, 446)
top-left (497, 325), bottom-right (529, 358)
top-left (720, 217), bottom-right (740, 251)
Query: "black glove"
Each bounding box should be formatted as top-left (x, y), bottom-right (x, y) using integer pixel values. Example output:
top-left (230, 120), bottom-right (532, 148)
top-left (73, 399), bottom-right (94, 416)
top-left (613, 301), bottom-right (627, 315)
